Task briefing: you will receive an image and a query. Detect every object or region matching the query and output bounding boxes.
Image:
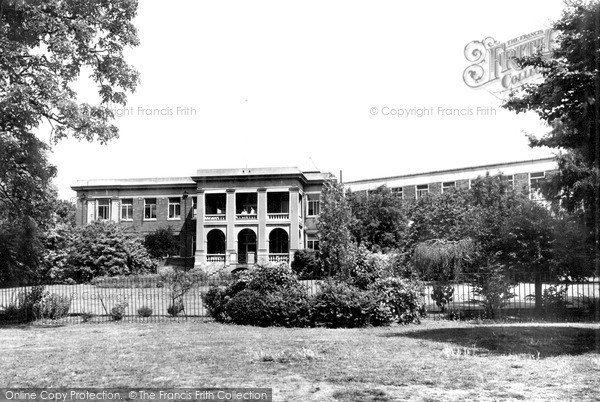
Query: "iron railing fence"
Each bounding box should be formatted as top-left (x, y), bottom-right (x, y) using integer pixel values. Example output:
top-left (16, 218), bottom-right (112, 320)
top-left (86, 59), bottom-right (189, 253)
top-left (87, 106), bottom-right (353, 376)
top-left (0, 272), bottom-right (598, 323)
top-left (422, 272), bottom-right (600, 321)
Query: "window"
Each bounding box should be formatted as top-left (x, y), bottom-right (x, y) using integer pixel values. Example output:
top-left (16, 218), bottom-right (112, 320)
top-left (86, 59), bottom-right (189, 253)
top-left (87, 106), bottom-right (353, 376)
top-left (442, 181), bottom-right (455, 193)
top-left (121, 199), bottom-right (133, 220)
top-left (97, 199), bottom-right (110, 220)
top-left (307, 194), bottom-right (320, 216)
top-left (502, 174), bottom-right (515, 189)
top-left (237, 192), bottom-right (258, 215)
top-left (416, 184), bottom-right (429, 199)
top-left (530, 172), bottom-right (545, 189)
top-left (168, 197), bottom-right (181, 219)
top-left (144, 198), bottom-right (157, 220)
top-left (307, 237), bottom-right (320, 251)
top-left (530, 172), bottom-right (545, 200)
top-left (205, 193), bottom-right (226, 215)
top-left (391, 187), bottom-right (403, 199)
top-left (192, 197), bottom-right (197, 217)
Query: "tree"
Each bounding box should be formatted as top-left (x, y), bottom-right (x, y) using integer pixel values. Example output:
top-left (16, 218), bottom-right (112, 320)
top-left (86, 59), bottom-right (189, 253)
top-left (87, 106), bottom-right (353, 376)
top-left (53, 199), bottom-right (76, 227)
top-left (144, 227), bottom-right (180, 259)
top-left (67, 221), bottom-right (155, 282)
top-left (317, 179), bottom-right (355, 277)
top-left (349, 186), bottom-right (407, 252)
top-left (0, 0), bottom-right (140, 284)
top-left (0, 0), bottom-right (140, 143)
top-left (413, 238), bottom-right (475, 312)
top-left (502, 0), bottom-right (600, 274)
top-left (402, 188), bottom-right (473, 256)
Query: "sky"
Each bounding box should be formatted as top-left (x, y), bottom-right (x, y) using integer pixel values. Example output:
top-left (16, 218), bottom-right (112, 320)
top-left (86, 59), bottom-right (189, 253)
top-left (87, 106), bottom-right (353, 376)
top-left (48, 0), bottom-right (568, 200)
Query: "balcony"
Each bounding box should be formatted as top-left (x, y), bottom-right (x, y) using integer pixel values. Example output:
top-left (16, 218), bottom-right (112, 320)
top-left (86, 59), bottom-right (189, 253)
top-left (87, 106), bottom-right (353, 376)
top-left (268, 253), bottom-right (289, 263)
top-left (236, 213), bottom-right (257, 221)
top-left (206, 254), bottom-right (226, 263)
top-left (205, 214), bottom-right (226, 221)
top-left (268, 213), bottom-right (289, 220)
top-left (267, 191), bottom-right (289, 221)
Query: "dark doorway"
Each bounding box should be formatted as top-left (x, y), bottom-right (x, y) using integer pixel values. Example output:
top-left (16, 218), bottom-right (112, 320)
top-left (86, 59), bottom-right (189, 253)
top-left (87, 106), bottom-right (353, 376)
top-left (237, 229), bottom-right (257, 264)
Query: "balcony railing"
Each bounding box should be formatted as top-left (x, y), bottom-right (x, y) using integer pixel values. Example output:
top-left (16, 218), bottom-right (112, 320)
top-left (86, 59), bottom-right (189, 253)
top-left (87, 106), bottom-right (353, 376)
top-left (268, 213), bottom-right (289, 220)
top-left (205, 214), bottom-right (226, 221)
top-left (206, 254), bottom-right (226, 263)
top-left (268, 253), bottom-right (289, 263)
top-left (236, 214), bottom-right (257, 220)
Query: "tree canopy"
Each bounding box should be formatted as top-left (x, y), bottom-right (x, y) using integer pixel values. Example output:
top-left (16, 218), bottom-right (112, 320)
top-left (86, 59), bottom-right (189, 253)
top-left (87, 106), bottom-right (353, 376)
top-left (503, 0), bottom-right (600, 272)
top-left (0, 0), bottom-right (140, 284)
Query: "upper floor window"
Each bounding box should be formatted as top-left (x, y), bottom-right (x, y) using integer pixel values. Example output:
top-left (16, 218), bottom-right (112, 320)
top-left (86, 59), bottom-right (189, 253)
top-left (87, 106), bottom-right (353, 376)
top-left (390, 187), bottom-right (403, 199)
top-left (206, 193), bottom-right (226, 215)
top-left (530, 172), bottom-right (545, 189)
top-left (97, 199), bottom-right (110, 220)
top-left (442, 182), bottom-right (455, 193)
top-left (307, 236), bottom-right (320, 251)
top-left (168, 197), bottom-right (181, 219)
top-left (144, 198), bottom-right (157, 220)
top-left (502, 175), bottom-right (514, 189)
top-left (416, 184), bottom-right (429, 199)
top-left (530, 172), bottom-right (545, 200)
top-left (307, 194), bottom-right (320, 216)
top-left (192, 197), bottom-right (197, 217)
top-left (121, 199), bottom-right (133, 220)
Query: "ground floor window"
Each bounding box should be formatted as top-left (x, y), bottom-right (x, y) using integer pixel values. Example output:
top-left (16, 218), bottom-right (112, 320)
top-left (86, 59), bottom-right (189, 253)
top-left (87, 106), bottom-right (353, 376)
top-left (97, 199), bottom-right (110, 220)
top-left (144, 198), bottom-right (157, 220)
top-left (121, 199), bottom-right (133, 220)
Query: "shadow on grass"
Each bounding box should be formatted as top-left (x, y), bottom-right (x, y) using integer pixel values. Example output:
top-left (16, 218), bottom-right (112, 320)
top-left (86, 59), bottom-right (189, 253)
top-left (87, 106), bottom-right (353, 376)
top-left (384, 326), bottom-right (600, 358)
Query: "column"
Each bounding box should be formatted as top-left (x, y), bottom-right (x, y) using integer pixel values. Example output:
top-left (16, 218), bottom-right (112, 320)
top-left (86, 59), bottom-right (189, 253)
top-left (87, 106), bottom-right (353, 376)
top-left (226, 189), bottom-right (236, 265)
top-left (289, 187), bottom-right (300, 263)
top-left (194, 189), bottom-right (206, 266)
top-left (87, 200), bottom-right (95, 223)
top-left (111, 198), bottom-right (120, 222)
top-left (257, 188), bottom-right (268, 264)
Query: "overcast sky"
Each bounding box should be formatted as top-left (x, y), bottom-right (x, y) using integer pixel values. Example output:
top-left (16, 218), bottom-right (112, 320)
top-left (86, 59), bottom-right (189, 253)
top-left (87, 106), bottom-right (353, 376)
top-left (48, 0), bottom-right (567, 200)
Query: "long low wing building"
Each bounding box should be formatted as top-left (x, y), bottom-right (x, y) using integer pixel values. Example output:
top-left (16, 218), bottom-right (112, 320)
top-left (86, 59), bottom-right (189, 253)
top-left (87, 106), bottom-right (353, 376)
top-left (343, 157), bottom-right (557, 200)
top-left (71, 158), bottom-right (557, 270)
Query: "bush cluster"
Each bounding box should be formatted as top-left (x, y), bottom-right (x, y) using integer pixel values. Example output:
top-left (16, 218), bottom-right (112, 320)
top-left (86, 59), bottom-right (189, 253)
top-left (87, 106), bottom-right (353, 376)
top-left (5, 286), bottom-right (71, 322)
top-left (202, 263), bottom-right (425, 328)
top-left (41, 221), bottom-right (156, 283)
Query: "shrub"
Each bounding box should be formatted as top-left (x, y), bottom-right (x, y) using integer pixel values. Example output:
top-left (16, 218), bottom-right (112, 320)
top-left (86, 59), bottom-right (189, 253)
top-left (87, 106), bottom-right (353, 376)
top-left (32, 293), bottom-right (71, 320)
top-left (351, 247), bottom-right (394, 290)
top-left (291, 249), bottom-right (324, 278)
top-left (311, 279), bottom-right (378, 328)
top-left (159, 267), bottom-right (205, 315)
top-left (202, 286), bottom-right (229, 322)
top-left (431, 283), bottom-right (454, 313)
top-left (243, 263), bottom-right (301, 293)
top-left (167, 300), bottom-right (185, 317)
top-left (6, 287), bottom-right (71, 321)
top-left (225, 288), bottom-right (313, 327)
top-left (17, 285), bottom-right (46, 321)
top-left (111, 301), bottom-right (128, 321)
top-left (66, 221), bottom-right (156, 282)
top-left (137, 306), bottom-right (153, 317)
top-left (144, 227), bottom-right (180, 259)
top-left (204, 263), bottom-right (313, 327)
top-left (371, 277), bottom-right (426, 324)
top-left (224, 289), bottom-right (267, 325)
top-left (81, 312), bottom-right (94, 322)
top-left (473, 265), bottom-right (515, 318)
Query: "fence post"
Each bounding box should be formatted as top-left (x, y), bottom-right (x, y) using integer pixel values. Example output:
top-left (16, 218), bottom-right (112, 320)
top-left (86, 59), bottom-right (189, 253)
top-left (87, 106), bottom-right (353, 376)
top-left (534, 271), bottom-right (543, 313)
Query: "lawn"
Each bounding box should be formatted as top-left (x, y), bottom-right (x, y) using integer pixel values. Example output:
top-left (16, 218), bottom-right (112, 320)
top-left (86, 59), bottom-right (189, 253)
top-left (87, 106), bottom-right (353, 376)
top-left (1, 320), bottom-right (599, 401)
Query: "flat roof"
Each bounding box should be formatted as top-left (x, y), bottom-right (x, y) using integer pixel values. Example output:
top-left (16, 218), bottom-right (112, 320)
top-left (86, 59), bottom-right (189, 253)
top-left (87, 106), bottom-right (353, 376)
top-left (72, 167), bottom-right (331, 190)
top-left (72, 177), bottom-right (195, 190)
top-left (345, 157), bottom-right (556, 185)
top-left (194, 167), bottom-right (304, 177)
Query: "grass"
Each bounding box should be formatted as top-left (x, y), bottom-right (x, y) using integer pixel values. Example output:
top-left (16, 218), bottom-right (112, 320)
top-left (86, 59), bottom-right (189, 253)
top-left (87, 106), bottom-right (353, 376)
top-left (0, 320), bottom-right (598, 401)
